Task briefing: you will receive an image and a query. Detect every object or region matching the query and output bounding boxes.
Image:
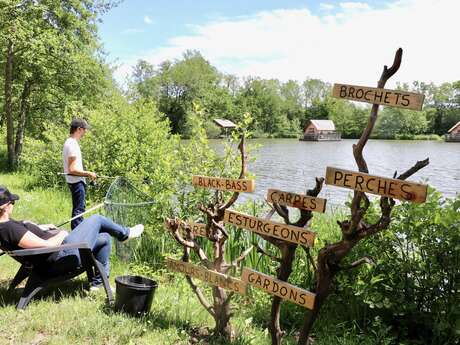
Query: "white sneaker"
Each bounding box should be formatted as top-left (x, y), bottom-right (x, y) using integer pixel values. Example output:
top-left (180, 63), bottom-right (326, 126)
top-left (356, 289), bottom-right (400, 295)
top-left (128, 224), bottom-right (144, 239)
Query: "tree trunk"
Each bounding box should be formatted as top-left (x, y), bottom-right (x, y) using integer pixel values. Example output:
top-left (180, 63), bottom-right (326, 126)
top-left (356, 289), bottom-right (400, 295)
top-left (270, 244), bottom-right (297, 345)
top-left (4, 39), bottom-right (15, 170)
top-left (14, 79), bottom-right (32, 166)
top-left (213, 286), bottom-right (234, 339)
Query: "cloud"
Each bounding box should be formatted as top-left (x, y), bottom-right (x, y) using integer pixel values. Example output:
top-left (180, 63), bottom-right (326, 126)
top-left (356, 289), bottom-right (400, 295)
top-left (144, 15), bottom-right (153, 24)
top-left (319, 3), bottom-right (335, 11)
top-left (115, 0), bottom-right (460, 87)
top-left (339, 2), bottom-right (371, 10)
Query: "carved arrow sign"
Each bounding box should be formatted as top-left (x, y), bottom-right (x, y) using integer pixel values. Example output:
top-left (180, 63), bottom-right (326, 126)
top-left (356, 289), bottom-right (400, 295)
top-left (267, 189), bottom-right (327, 213)
top-left (165, 258), bottom-right (247, 295)
top-left (224, 210), bottom-right (315, 246)
top-left (332, 83), bottom-right (425, 111)
top-left (192, 175), bottom-right (255, 193)
top-left (325, 167), bottom-right (428, 203)
top-left (242, 268), bottom-right (316, 309)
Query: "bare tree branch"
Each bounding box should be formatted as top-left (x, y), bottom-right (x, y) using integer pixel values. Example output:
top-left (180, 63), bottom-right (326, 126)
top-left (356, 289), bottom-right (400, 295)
top-left (339, 256), bottom-right (374, 270)
top-left (255, 243), bottom-right (282, 263)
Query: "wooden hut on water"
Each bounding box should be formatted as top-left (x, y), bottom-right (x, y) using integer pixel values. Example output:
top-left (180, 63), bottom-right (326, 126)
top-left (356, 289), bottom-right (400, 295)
top-left (445, 121), bottom-right (460, 142)
top-left (300, 120), bottom-right (341, 141)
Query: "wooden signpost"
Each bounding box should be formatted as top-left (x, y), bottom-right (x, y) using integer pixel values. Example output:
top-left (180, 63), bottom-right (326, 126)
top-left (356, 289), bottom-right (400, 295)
top-left (224, 209), bottom-right (316, 247)
top-left (267, 188), bottom-right (327, 213)
top-left (325, 166), bottom-right (428, 203)
top-left (332, 83), bottom-right (425, 111)
top-left (166, 259), bottom-right (247, 294)
top-left (176, 219), bottom-right (208, 237)
top-left (191, 175), bottom-right (255, 193)
top-left (242, 268), bottom-right (316, 309)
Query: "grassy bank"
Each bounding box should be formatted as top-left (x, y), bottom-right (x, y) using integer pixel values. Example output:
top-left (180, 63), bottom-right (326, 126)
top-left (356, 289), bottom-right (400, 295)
top-left (0, 172), bottom-right (421, 345)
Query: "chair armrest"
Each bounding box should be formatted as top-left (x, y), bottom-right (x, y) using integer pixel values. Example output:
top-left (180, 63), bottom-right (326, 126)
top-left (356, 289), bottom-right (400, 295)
top-left (8, 242), bottom-right (91, 257)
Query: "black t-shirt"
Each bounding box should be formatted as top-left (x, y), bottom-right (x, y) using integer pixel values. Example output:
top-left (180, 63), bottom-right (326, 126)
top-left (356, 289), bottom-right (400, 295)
top-left (0, 219), bottom-right (54, 258)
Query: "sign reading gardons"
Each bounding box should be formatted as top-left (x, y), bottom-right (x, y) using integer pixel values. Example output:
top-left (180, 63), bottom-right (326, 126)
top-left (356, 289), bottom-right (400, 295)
top-left (224, 210), bottom-right (315, 246)
top-left (332, 83), bottom-right (425, 111)
top-left (165, 258), bottom-right (247, 295)
top-left (242, 268), bottom-right (316, 309)
top-left (325, 167), bottom-right (428, 203)
top-left (267, 189), bottom-right (327, 213)
top-left (192, 175), bottom-right (255, 193)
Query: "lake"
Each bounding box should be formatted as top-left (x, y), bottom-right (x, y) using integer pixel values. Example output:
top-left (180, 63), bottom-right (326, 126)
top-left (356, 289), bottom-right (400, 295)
top-left (209, 139), bottom-right (459, 205)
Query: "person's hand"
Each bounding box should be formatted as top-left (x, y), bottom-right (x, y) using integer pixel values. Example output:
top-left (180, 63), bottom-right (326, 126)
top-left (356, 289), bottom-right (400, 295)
top-left (87, 171), bottom-right (97, 180)
top-left (38, 224), bottom-right (58, 231)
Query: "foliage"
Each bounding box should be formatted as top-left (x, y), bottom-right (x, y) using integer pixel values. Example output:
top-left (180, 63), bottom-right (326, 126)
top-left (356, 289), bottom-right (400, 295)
top-left (337, 189), bottom-right (460, 344)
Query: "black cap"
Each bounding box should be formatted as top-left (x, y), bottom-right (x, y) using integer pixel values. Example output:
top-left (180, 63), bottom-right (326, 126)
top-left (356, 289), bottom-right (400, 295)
top-left (70, 118), bottom-right (90, 129)
top-left (0, 186), bottom-right (19, 207)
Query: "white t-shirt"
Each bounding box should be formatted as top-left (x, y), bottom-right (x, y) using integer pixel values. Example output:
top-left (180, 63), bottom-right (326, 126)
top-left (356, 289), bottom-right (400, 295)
top-left (62, 137), bottom-right (86, 184)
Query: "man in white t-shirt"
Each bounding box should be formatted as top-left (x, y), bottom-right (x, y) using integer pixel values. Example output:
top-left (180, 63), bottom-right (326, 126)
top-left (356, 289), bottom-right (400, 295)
top-left (63, 118), bottom-right (97, 229)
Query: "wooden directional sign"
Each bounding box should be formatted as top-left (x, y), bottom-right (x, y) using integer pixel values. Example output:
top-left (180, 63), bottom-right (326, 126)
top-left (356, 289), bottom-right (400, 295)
top-left (223, 210), bottom-right (315, 247)
top-left (325, 167), bottom-right (428, 203)
top-left (178, 220), bottom-right (208, 238)
top-left (192, 175), bottom-right (255, 193)
top-left (165, 258), bottom-right (247, 295)
top-left (332, 83), bottom-right (425, 111)
top-left (242, 268), bottom-right (315, 309)
top-left (267, 189), bottom-right (327, 213)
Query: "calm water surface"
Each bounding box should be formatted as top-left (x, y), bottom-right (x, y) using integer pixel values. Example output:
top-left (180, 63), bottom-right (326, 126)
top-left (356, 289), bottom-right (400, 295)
top-left (209, 139), bottom-right (459, 205)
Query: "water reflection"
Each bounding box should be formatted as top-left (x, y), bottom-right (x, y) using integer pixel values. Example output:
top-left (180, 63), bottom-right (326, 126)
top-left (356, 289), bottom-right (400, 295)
top-left (208, 139), bottom-right (459, 205)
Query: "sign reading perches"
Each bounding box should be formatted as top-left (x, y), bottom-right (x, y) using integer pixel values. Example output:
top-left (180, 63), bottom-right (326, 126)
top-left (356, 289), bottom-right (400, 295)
top-left (165, 258), bottom-right (247, 295)
top-left (267, 189), bottom-right (327, 213)
top-left (325, 167), bottom-right (428, 203)
top-left (224, 210), bottom-right (315, 246)
top-left (192, 175), bottom-right (255, 193)
top-left (242, 268), bottom-right (316, 309)
top-left (332, 83), bottom-right (425, 111)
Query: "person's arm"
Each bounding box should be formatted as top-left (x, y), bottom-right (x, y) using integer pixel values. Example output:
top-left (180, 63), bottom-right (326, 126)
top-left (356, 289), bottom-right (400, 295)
top-left (18, 230), bottom-right (68, 249)
top-left (68, 156), bottom-right (97, 180)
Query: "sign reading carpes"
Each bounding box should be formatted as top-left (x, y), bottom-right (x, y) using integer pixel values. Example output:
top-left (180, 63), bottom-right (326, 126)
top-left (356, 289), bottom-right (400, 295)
top-left (325, 167), bottom-right (428, 203)
top-left (224, 210), bottom-right (315, 246)
top-left (192, 175), bottom-right (255, 193)
top-left (332, 83), bottom-right (425, 111)
top-left (267, 189), bottom-right (327, 213)
top-left (242, 268), bottom-right (316, 309)
top-left (165, 258), bottom-right (247, 295)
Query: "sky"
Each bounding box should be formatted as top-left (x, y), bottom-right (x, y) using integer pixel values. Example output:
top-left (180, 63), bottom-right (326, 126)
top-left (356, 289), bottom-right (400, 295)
top-left (98, 0), bottom-right (460, 88)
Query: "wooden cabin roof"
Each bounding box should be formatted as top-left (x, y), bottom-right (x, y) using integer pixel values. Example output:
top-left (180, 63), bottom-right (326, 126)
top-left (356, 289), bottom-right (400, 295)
top-left (213, 118), bottom-right (237, 128)
top-left (447, 121), bottom-right (460, 133)
top-left (309, 120), bottom-right (336, 131)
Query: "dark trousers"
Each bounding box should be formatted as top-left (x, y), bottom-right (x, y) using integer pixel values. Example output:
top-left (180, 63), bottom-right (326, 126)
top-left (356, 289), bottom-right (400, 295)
top-left (68, 181), bottom-right (86, 230)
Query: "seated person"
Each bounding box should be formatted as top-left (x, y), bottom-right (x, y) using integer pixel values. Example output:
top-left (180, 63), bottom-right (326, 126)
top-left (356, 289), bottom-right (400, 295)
top-left (0, 185), bottom-right (144, 289)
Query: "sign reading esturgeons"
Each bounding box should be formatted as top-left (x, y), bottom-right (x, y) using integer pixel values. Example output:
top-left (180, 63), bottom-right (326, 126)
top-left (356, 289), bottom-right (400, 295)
top-left (242, 268), bottom-right (315, 309)
top-left (325, 167), bottom-right (428, 203)
top-left (224, 210), bottom-right (315, 246)
top-left (192, 175), bottom-right (255, 193)
top-left (267, 189), bottom-right (327, 213)
top-left (332, 83), bottom-right (425, 111)
top-left (165, 258), bottom-right (247, 295)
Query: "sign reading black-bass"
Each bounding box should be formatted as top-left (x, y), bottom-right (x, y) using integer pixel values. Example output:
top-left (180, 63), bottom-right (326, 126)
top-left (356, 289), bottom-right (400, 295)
top-left (192, 176), bottom-right (255, 193)
top-left (332, 83), bottom-right (424, 111)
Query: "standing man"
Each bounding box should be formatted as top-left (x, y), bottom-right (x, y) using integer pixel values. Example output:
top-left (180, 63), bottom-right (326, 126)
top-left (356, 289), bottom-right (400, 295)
top-left (63, 118), bottom-right (97, 230)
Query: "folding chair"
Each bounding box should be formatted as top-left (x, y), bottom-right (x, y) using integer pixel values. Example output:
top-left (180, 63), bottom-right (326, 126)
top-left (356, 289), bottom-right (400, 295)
top-left (0, 241), bottom-right (114, 310)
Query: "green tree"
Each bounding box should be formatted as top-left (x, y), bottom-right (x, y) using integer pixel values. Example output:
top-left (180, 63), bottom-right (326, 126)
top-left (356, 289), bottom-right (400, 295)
top-left (0, 0), bottom-right (112, 169)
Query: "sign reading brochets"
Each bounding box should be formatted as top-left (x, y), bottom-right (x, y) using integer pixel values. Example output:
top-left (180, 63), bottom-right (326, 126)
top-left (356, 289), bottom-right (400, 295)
top-left (325, 167), bottom-right (428, 203)
top-left (332, 83), bottom-right (425, 111)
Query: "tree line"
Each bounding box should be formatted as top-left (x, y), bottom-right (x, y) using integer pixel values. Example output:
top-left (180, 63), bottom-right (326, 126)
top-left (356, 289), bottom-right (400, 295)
top-left (1, 1), bottom-right (460, 171)
top-left (129, 51), bottom-right (460, 140)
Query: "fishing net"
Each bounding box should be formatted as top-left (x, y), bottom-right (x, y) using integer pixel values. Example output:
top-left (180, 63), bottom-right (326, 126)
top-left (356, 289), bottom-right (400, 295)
top-left (103, 177), bottom-right (155, 261)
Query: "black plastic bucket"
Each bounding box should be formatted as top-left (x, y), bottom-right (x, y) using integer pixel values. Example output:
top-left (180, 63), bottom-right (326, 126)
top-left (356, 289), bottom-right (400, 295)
top-left (114, 275), bottom-right (157, 315)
